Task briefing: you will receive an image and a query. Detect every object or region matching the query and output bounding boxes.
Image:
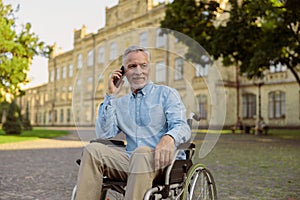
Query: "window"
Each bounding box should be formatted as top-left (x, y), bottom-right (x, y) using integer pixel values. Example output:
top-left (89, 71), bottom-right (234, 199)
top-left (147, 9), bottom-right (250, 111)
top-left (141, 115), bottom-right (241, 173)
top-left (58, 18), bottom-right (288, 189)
top-left (76, 79), bottom-right (82, 90)
top-left (98, 46), bottom-right (105, 64)
top-left (87, 49), bottom-right (94, 67)
top-left (155, 61), bottom-right (166, 83)
top-left (196, 95), bottom-right (207, 119)
top-left (77, 54), bottom-right (83, 69)
top-left (196, 55), bottom-right (210, 77)
top-left (269, 91), bottom-right (286, 118)
top-left (110, 42), bottom-right (117, 60)
top-left (68, 85), bottom-right (73, 99)
top-left (54, 110), bottom-right (57, 122)
top-left (67, 108), bottom-right (71, 123)
top-left (156, 29), bottom-right (166, 48)
top-left (242, 93), bottom-right (256, 118)
top-left (62, 66), bottom-right (66, 79)
top-left (68, 64), bottom-right (73, 77)
top-left (60, 109), bottom-right (64, 123)
top-left (195, 64), bottom-right (208, 77)
top-left (56, 68), bottom-right (60, 80)
top-left (48, 111), bottom-right (52, 122)
top-left (50, 70), bottom-right (54, 82)
top-left (140, 32), bottom-right (148, 47)
top-left (61, 86), bottom-right (66, 100)
top-left (87, 76), bottom-right (93, 91)
top-left (175, 58), bottom-right (184, 80)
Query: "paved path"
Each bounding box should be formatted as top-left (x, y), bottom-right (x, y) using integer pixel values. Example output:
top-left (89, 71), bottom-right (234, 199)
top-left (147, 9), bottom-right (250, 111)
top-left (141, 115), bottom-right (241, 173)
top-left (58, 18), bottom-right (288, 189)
top-left (0, 130), bottom-right (299, 200)
top-left (0, 130), bottom-right (86, 200)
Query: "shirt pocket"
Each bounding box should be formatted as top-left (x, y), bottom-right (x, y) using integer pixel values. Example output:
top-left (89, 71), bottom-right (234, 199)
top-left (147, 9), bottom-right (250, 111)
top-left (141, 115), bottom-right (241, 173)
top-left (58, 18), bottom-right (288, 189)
top-left (146, 105), bottom-right (166, 133)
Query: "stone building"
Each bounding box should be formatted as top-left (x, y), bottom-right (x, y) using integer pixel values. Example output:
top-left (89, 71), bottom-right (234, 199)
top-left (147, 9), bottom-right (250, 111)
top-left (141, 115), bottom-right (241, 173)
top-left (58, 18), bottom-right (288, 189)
top-left (18, 0), bottom-right (300, 128)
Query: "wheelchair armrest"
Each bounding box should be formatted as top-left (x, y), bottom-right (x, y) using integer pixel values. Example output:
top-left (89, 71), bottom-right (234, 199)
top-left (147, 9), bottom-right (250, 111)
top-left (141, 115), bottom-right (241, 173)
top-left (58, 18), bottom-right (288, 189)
top-left (177, 142), bottom-right (195, 150)
top-left (177, 141), bottom-right (196, 160)
top-left (90, 138), bottom-right (126, 148)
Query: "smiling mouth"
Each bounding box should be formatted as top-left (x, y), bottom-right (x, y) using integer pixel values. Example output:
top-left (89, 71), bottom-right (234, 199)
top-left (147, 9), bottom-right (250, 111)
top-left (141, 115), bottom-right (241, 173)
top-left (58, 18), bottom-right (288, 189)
top-left (133, 77), bottom-right (145, 81)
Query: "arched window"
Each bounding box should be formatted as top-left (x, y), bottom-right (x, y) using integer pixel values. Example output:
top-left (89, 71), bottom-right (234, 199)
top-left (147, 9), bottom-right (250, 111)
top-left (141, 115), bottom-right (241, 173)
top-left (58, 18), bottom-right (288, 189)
top-left (98, 46), bottom-right (105, 64)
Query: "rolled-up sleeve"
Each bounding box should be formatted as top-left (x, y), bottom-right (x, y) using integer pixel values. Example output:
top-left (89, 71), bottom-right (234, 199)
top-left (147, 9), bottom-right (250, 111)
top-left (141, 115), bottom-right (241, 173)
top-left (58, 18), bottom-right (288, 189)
top-left (95, 94), bottom-right (120, 138)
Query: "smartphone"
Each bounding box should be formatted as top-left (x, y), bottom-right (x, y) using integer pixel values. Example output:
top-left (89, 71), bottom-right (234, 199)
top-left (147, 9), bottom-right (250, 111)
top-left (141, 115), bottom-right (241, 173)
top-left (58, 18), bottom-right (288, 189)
top-left (113, 66), bottom-right (125, 87)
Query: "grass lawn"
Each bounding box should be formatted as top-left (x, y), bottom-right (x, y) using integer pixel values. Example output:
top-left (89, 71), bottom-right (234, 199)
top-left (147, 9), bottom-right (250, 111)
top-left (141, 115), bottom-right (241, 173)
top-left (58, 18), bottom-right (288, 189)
top-left (268, 129), bottom-right (300, 140)
top-left (0, 128), bottom-right (70, 144)
top-left (193, 128), bottom-right (300, 140)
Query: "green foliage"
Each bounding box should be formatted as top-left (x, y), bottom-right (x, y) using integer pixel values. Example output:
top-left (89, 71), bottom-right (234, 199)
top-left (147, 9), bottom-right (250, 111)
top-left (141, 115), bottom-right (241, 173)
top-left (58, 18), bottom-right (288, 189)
top-left (161, 0), bottom-right (300, 85)
top-left (2, 100), bottom-right (22, 135)
top-left (0, 1), bottom-right (52, 101)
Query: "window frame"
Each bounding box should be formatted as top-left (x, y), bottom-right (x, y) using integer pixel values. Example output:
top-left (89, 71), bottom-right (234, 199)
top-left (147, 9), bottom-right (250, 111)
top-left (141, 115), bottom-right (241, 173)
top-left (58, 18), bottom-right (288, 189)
top-left (196, 94), bottom-right (207, 120)
top-left (155, 61), bottom-right (166, 83)
top-left (242, 93), bottom-right (256, 119)
top-left (174, 57), bottom-right (184, 80)
top-left (269, 91), bottom-right (286, 119)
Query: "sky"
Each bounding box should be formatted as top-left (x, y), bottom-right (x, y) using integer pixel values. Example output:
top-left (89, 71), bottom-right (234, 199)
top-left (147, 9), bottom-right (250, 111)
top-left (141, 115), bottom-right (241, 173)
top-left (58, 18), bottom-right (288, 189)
top-left (3, 0), bottom-right (119, 88)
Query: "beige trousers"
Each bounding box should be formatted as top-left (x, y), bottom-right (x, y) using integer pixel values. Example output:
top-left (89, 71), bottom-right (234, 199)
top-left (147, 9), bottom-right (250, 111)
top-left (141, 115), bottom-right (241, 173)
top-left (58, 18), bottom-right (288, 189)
top-left (75, 143), bottom-right (161, 200)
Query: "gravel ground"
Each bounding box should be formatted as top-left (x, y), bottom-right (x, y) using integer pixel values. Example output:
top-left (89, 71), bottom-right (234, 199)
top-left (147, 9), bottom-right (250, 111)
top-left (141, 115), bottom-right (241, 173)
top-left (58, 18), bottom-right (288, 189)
top-left (0, 131), bottom-right (85, 200)
top-left (197, 133), bottom-right (300, 200)
top-left (0, 131), bottom-right (299, 200)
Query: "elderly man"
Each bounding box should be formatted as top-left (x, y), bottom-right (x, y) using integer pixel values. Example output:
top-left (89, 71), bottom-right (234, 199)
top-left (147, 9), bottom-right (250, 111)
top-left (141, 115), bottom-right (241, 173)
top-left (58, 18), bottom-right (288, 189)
top-left (75, 46), bottom-right (190, 200)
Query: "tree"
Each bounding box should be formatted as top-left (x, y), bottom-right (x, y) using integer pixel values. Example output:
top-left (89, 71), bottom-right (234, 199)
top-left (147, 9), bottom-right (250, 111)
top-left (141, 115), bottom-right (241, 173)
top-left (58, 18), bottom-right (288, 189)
top-left (2, 100), bottom-right (22, 134)
top-left (0, 101), bottom-right (9, 123)
top-left (160, 0), bottom-right (300, 86)
top-left (0, 1), bottom-right (51, 101)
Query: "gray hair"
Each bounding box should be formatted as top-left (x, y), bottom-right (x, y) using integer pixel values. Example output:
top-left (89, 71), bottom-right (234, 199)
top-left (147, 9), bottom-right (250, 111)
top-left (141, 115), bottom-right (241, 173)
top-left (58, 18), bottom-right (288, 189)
top-left (122, 46), bottom-right (151, 65)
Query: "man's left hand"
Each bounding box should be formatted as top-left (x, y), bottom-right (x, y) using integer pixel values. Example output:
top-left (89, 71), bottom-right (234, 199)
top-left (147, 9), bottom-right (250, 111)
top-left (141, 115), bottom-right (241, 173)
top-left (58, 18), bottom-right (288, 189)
top-left (155, 135), bottom-right (175, 170)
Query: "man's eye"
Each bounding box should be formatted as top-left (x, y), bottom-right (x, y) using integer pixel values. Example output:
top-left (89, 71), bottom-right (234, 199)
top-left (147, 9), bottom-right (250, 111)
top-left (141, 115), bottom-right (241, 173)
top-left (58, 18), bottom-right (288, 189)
top-left (128, 64), bottom-right (137, 68)
top-left (141, 63), bottom-right (148, 68)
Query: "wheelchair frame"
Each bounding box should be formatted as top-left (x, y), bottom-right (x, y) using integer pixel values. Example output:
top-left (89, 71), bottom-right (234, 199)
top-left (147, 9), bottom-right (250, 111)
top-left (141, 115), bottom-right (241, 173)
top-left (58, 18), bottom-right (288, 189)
top-left (71, 116), bottom-right (218, 200)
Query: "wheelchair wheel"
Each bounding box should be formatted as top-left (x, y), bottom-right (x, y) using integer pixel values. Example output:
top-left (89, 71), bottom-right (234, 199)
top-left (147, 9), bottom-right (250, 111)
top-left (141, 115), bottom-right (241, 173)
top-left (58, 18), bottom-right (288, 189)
top-left (182, 163), bottom-right (217, 200)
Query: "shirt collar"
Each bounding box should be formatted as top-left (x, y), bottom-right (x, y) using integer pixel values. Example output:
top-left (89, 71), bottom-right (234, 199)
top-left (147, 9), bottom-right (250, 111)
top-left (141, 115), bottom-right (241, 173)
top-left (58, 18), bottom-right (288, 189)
top-left (131, 81), bottom-right (153, 97)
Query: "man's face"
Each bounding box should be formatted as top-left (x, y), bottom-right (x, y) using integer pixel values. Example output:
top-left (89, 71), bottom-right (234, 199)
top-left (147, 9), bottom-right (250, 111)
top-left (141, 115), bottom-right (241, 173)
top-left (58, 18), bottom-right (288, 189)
top-left (124, 51), bottom-right (151, 90)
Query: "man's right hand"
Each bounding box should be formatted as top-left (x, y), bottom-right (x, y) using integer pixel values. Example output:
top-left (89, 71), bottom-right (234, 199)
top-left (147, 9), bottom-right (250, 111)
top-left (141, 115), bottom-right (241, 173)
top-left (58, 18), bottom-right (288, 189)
top-left (107, 69), bottom-right (124, 95)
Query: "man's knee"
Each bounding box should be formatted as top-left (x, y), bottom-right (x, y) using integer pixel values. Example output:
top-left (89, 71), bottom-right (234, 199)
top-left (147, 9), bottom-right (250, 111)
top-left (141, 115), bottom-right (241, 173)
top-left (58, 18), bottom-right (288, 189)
top-left (130, 146), bottom-right (154, 173)
top-left (133, 146), bottom-right (153, 154)
top-left (82, 142), bottom-right (107, 162)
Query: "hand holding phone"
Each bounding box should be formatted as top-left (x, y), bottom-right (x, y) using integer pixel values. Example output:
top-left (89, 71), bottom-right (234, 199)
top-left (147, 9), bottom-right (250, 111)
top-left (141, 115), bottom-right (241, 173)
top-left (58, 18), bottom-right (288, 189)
top-left (113, 66), bottom-right (125, 87)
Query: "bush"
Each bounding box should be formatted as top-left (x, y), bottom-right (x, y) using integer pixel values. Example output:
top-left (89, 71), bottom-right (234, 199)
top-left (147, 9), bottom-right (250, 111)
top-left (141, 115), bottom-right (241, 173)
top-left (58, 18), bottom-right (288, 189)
top-left (2, 101), bottom-right (22, 135)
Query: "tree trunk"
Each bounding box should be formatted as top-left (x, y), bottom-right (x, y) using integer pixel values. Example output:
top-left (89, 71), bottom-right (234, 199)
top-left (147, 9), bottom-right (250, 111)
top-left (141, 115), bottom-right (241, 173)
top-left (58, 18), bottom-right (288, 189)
top-left (287, 65), bottom-right (300, 87)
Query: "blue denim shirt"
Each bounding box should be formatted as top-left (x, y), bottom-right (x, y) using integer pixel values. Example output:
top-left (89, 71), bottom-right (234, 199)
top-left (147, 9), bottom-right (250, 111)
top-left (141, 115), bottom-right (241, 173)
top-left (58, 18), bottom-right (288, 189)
top-left (96, 82), bottom-right (191, 157)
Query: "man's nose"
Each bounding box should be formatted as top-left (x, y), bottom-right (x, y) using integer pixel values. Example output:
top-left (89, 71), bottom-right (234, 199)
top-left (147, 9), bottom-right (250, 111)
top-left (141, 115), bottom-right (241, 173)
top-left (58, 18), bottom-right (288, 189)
top-left (133, 65), bottom-right (143, 74)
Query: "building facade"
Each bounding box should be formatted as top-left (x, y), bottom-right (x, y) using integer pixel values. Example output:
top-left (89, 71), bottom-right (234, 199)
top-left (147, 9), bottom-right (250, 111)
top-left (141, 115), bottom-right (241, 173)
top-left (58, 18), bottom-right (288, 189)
top-left (18, 0), bottom-right (300, 128)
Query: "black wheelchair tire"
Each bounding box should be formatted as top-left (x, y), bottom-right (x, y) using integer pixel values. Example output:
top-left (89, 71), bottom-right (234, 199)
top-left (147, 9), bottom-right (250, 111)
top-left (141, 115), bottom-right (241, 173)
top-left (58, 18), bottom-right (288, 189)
top-left (182, 163), bottom-right (217, 200)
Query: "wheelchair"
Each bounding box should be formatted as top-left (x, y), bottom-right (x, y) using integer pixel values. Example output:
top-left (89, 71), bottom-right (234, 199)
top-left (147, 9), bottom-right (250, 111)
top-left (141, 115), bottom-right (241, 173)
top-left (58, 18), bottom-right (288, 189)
top-left (71, 114), bottom-right (217, 200)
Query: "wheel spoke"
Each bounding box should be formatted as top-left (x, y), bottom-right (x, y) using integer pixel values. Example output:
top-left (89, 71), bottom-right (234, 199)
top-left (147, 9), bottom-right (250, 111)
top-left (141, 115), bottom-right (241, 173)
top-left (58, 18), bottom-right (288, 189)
top-left (184, 165), bottom-right (217, 200)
